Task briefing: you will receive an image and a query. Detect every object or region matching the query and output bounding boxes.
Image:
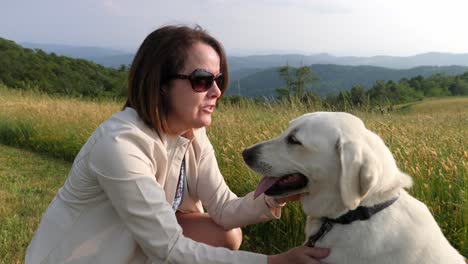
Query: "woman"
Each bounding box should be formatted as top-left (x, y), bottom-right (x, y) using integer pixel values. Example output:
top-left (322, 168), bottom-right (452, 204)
top-left (25, 25), bottom-right (329, 264)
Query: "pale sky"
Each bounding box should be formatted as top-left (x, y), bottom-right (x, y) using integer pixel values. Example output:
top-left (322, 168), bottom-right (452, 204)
top-left (1, 0), bottom-right (468, 56)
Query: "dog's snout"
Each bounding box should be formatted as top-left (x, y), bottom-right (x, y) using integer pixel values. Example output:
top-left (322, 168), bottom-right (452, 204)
top-left (242, 145), bottom-right (261, 166)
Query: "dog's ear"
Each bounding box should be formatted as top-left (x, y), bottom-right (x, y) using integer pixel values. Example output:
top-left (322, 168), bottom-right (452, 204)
top-left (337, 138), bottom-right (380, 210)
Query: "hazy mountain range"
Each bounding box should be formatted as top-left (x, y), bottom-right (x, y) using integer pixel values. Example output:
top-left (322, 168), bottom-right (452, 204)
top-left (17, 42), bottom-right (468, 97)
top-left (21, 42), bottom-right (468, 71)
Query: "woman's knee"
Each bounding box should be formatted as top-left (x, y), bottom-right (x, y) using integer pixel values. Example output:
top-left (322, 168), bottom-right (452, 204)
top-left (225, 227), bottom-right (242, 250)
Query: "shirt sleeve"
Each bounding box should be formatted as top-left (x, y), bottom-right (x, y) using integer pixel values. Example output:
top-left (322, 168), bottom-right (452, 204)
top-left (88, 130), bottom-right (267, 264)
top-left (195, 135), bottom-right (281, 230)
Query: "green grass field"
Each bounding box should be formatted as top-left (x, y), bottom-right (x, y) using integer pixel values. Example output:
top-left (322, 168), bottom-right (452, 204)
top-left (0, 144), bottom-right (71, 264)
top-left (0, 86), bottom-right (466, 262)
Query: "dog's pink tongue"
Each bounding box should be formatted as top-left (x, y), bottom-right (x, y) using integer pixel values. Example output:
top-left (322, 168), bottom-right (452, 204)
top-left (254, 177), bottom-right (280, 199)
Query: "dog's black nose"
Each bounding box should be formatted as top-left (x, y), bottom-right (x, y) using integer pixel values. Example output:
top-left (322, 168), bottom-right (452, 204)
top-left (242, 145), bottom-right (260, 166)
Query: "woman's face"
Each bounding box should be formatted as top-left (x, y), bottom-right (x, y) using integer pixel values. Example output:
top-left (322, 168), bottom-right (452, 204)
top-left (166, 42), bottom-right (222, 135)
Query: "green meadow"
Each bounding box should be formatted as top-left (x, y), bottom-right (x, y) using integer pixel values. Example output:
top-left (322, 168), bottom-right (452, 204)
top-left (0, 85), bottom-right (466, 262)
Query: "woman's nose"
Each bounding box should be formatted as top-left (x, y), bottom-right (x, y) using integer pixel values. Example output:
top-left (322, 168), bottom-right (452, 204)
top-left (208, 81), bottom-right (222, 98)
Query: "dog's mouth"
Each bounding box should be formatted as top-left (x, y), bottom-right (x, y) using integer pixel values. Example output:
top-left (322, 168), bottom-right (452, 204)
top-left (254, 173), bottom-right (309, 199)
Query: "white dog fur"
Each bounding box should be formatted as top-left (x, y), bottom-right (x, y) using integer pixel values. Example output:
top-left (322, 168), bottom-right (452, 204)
top-left (244, 112), bottom-right (465, 264)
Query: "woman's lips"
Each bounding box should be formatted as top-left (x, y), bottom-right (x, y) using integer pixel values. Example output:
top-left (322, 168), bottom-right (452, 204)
top-left (201, 105), bottom-right (215, 113)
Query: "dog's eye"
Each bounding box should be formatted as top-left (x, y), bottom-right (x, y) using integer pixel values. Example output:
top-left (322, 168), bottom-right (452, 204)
top-left (287, 135), bottom-right (302, 145)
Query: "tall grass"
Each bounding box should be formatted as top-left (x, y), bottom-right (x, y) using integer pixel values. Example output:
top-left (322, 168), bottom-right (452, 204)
top-left (0, 85), bottom-right (121, 161)
top-left (0, 85), bottom-right (466, 261)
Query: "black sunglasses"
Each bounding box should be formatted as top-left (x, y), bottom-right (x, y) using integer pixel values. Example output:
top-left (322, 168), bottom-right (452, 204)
top-left (170, 69), bottom-right (224, 92)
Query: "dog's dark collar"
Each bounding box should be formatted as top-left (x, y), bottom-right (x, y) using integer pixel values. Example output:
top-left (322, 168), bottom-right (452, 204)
top-left (306, 196), bottom-right (399, 247)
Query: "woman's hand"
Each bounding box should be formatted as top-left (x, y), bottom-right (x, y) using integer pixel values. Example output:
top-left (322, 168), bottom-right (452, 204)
top-left (268, 246), bottom-right (330, 264)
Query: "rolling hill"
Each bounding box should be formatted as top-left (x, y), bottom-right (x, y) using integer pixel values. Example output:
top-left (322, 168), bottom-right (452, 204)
top-left (226, 64), bottom-right (468, 98)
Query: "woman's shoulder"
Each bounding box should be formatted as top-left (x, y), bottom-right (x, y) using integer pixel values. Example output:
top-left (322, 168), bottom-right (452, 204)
top-left (84, 108), bottom-right (164, 161)
top-left (98, 107), bottom-right (162, 142)
top-left (86, 109), bottom-right (164, 171)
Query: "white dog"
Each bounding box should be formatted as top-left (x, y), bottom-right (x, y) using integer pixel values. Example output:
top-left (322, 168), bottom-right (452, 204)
top-left (243, 112), bottom-right (465, 264)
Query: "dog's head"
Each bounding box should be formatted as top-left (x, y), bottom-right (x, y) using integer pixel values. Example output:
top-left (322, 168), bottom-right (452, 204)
top-left (243, 112), bottom-right (412, 218)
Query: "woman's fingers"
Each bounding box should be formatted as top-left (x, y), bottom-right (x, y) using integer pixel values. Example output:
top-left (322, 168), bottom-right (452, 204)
top-left (268, 246), bottom-right (330, 264)
top-left (303, 246), bottom-right (330, 259)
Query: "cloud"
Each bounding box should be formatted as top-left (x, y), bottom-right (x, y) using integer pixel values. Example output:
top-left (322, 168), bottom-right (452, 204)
top-left (2, 0), bottom-right (468, 55)
top-left (100, 0), bottom-right (121, 15)
top-left (203, 0), bottom-right (352, 14)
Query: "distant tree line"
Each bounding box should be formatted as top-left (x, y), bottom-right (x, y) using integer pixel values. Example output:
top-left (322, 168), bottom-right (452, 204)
top-left (326, 72), bottom-right (468, 110)
top-left (0, 37), bottom-right (128, 98)
top-left (271, 65), bottom-right (468, 110)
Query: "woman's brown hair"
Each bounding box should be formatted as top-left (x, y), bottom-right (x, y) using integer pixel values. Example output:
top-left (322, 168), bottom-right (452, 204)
top-left (124, 25), bottom-right (229, 135)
